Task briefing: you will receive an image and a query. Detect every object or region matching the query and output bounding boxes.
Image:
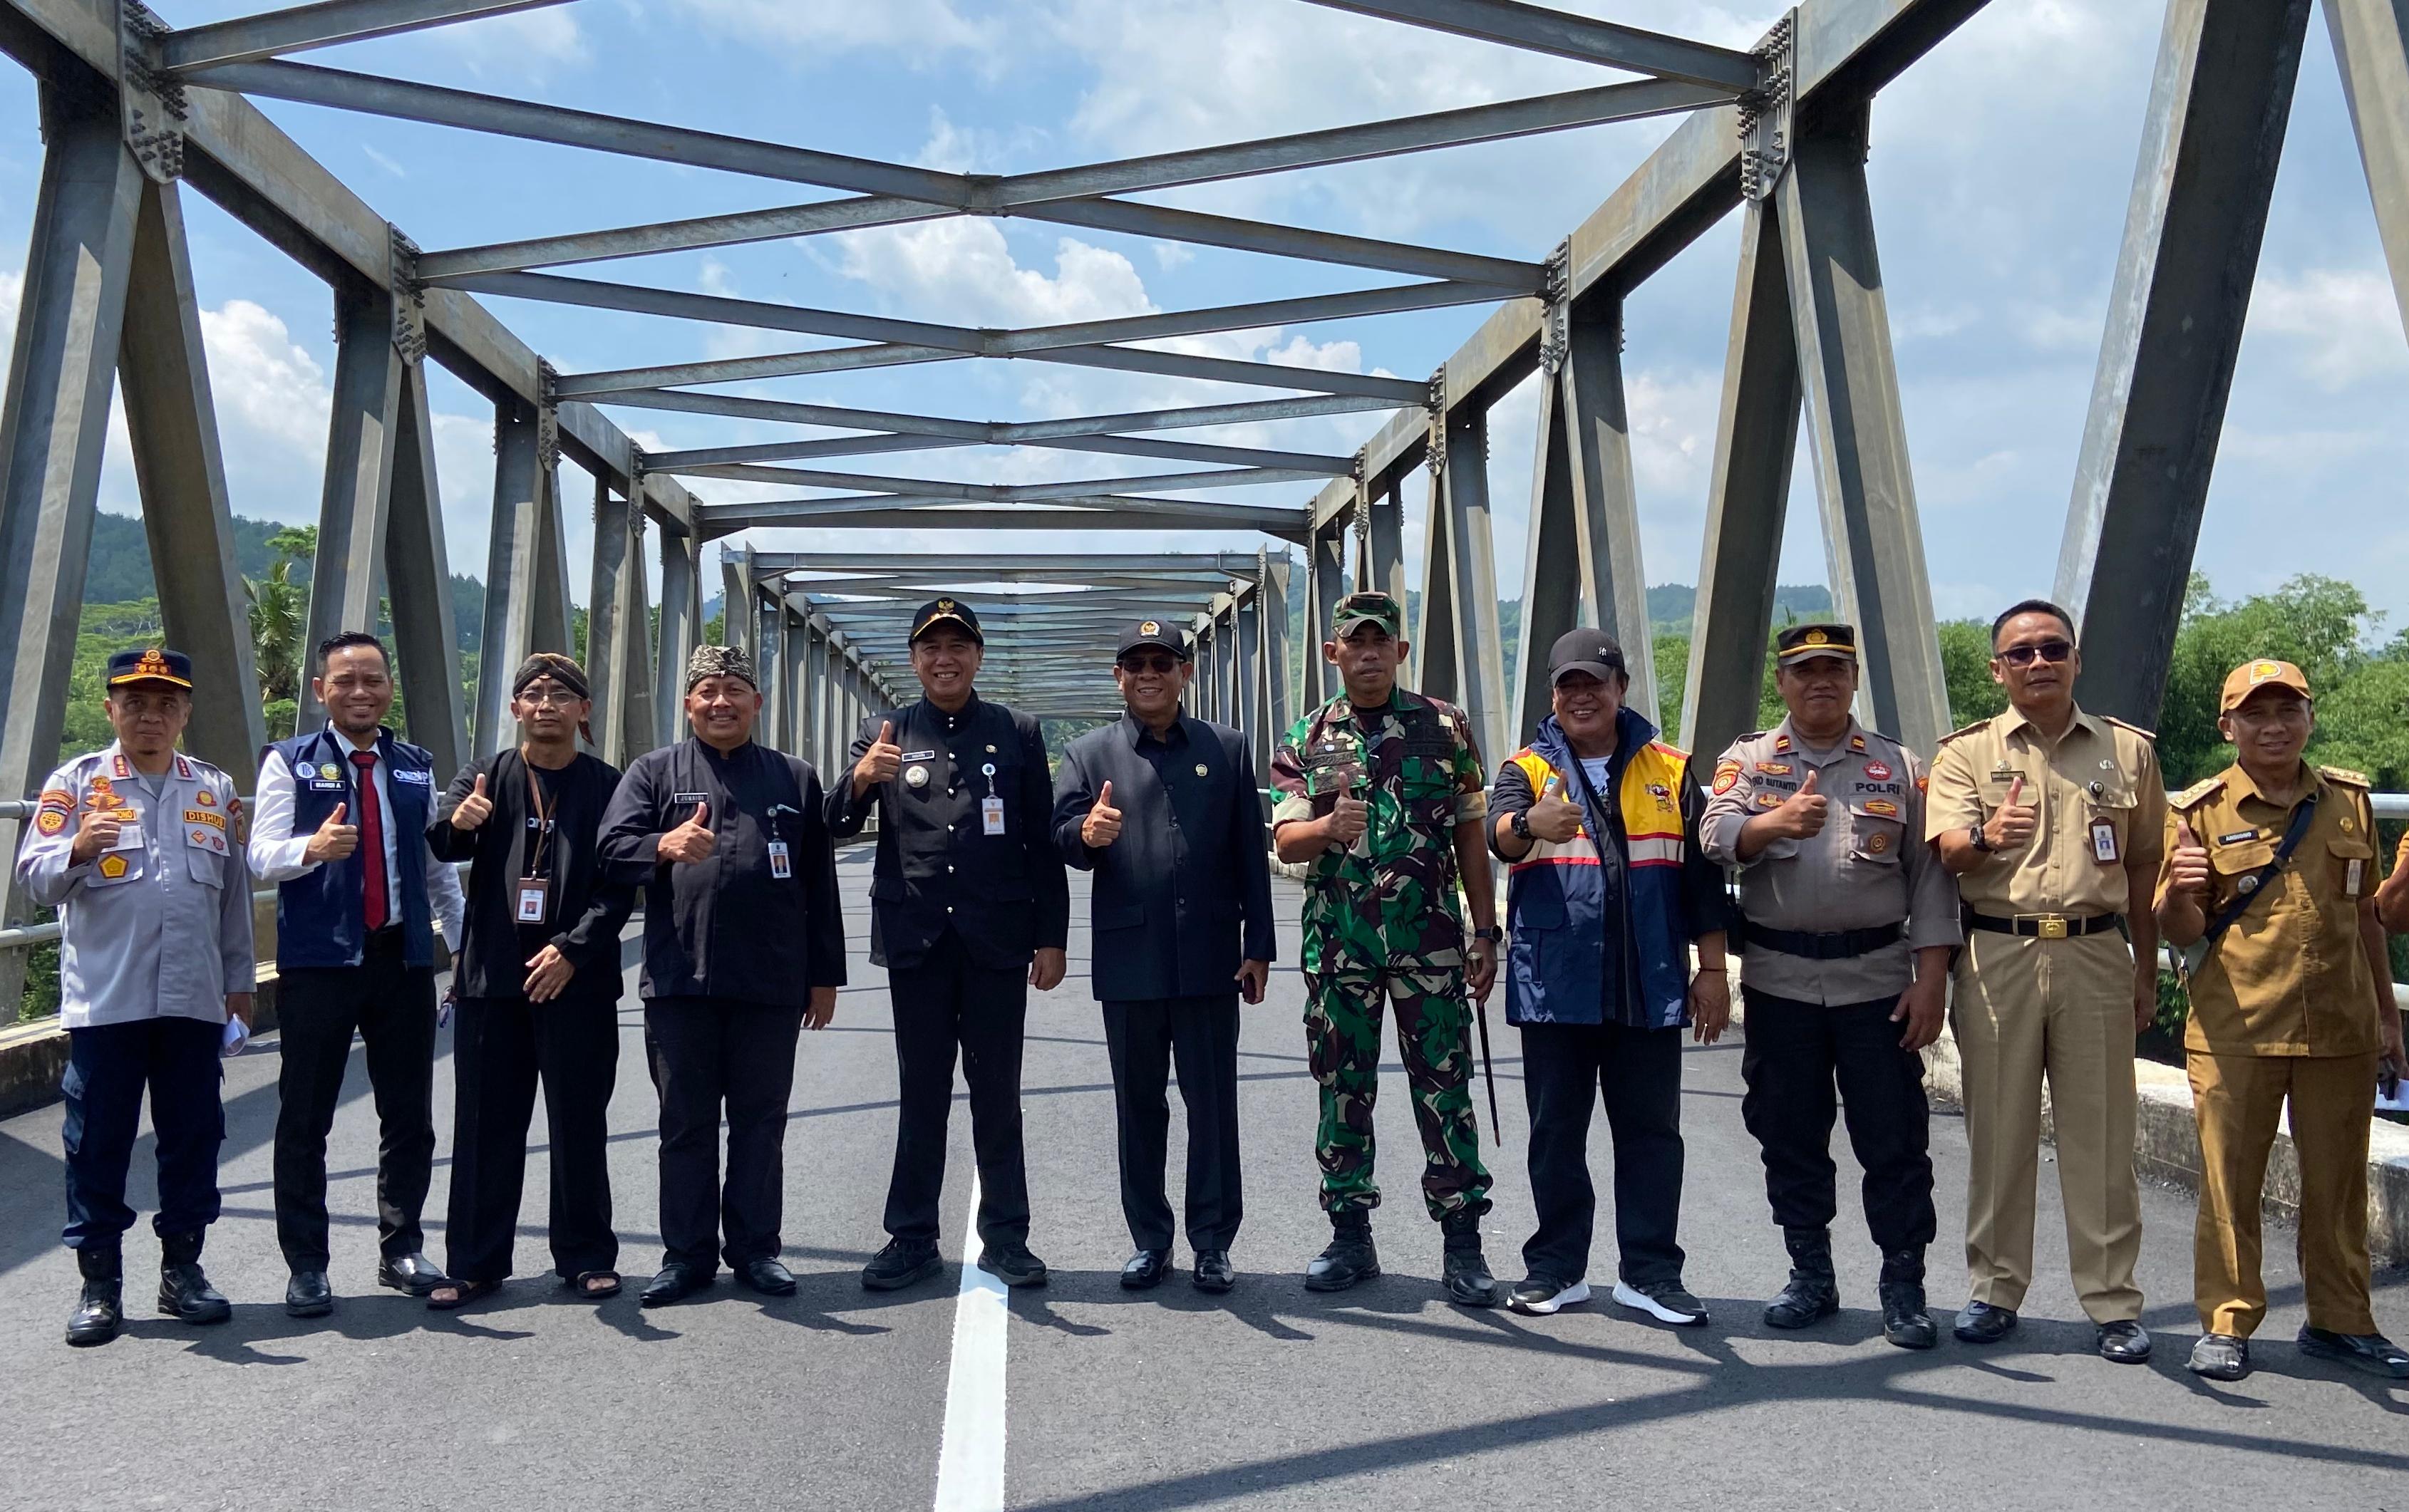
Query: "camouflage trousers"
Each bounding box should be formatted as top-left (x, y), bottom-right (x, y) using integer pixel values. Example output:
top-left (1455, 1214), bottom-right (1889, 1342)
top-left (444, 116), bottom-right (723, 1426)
top-left (1303, 958), bottom-right (1492, 1221)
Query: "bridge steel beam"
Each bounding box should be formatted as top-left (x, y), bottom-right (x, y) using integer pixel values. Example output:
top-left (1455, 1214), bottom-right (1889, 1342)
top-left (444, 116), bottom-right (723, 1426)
top-left (2328, 0), bottom-right (2409, 336)
top-left (473, 396), bottom-right (572, 755)
top-left (2054, 0), bottom-right (2312, 728)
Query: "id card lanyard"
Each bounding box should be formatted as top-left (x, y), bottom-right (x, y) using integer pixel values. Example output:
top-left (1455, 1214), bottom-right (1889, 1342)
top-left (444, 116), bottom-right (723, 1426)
top-left (517, 755), bottom-right (556, 923)
top-left (981, 761), bottom-right (1006, 835)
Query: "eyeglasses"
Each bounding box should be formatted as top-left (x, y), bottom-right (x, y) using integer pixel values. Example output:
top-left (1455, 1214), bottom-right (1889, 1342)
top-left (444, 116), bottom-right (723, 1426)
top-left (1998, 639), bottom-right (2073, 667)
top-left (516, 688), bottom-right (584, 707)
top-left (1118, 654), bottom-right (1183, 675)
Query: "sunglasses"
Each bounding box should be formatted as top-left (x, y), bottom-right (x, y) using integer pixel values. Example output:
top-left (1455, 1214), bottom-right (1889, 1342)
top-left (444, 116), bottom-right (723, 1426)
top-left (1118, 654), bottom-right (1184, 675)
top-left (1998, 639), bottom-right (2073, 668)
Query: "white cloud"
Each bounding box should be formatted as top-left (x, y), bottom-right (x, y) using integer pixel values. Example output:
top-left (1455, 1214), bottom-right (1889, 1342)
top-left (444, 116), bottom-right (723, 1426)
top-left (674, 0), bottom-right (1001, 55)
top-left (427, 5), bottom-right (592, 77)
top-left (834, 221), bottom-right (1154, 328)
top-left (197, 300), bottom-right (332, 457)
top-left (2247, 267), bottom-right (2409, 391)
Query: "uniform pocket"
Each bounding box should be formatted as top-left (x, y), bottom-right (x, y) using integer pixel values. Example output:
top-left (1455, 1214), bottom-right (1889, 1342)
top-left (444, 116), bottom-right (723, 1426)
top-left (2324, 836), bottom-right (2375, 901)
top-left (1847, 809), bottom-right (1905, 865)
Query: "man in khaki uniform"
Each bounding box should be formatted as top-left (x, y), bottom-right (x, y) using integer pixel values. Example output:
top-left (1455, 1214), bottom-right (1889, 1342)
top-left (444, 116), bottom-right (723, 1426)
top-left (1926, 599), bottom-right (2165, 1362)
top-left (2156, 658), bottom-right (2408, 1382)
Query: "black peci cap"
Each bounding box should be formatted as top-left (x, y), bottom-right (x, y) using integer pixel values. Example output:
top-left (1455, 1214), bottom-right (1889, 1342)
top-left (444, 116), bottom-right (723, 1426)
top-left (909, 596), bottom-right (983, 645)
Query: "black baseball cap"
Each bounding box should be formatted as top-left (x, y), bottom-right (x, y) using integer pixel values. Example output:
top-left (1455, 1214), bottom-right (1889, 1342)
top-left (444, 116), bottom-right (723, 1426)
top-left (1547, 627), bottom-right (1627, 686)
top-left (1117, 617), bottom-right (1190, 661)
top-left (909, 596), bottom-right (983, 645)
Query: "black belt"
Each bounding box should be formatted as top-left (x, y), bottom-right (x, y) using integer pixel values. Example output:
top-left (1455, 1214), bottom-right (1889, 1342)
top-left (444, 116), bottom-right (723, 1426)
top-left (1743, 921), bottom-right (1902, 960)
top-left (1967, 910), bottom-right (2123, 940)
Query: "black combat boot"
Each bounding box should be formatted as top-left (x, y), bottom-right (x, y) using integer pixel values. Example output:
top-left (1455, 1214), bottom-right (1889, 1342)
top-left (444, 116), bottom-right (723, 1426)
top-left (1763, 1226), bottom-right (1840, 1330)
top-left (157, 1232), bottom-right (232, 1325)
top-left (1439, 1212), bottom-right (1502, 1308)
top-left (1304, 1211), bottom-right (1378, 1293)
top-left (67, 1246), bottom-right (123, 1348)
top-left (1877, 1247), bottom-right (1936, 1350)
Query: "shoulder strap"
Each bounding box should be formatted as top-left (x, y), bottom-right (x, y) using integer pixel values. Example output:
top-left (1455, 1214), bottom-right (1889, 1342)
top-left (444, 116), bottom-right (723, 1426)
top-left (2200, 790), bottom-right (2319, 951)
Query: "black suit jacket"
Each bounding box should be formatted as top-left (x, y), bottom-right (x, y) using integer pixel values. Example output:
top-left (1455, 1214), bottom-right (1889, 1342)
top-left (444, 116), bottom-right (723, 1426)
top-left (826, 694), bottom-right (1070, 971)
top-left (1051, 713), bottom-right (1276, 1003)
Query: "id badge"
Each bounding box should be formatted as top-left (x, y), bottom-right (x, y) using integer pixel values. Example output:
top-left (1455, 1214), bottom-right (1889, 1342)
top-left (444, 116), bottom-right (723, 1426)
top-left (2348, 859), bottom-right (2365, 894)
top-left (516, 878), bottom-right (550, 923)
top-left (981, 796), bottom-right (1006, 836)
top-left (2089, 816), bottom-right (2120, 865)
top-left (768, 841), bottom-right (793, 879)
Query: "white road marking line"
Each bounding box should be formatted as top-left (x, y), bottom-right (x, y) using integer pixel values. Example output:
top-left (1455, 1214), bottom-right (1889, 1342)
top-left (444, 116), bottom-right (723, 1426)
top-left (934, 1174), bottom-right (1008, 1512)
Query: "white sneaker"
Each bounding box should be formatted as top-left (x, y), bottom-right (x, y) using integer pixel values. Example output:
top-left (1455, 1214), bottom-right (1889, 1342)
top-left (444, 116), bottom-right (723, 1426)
top-left (1614, 1278), bottom-right (1708, 1325)
top-left (1509, 1276), bottom-right (1591, 1315)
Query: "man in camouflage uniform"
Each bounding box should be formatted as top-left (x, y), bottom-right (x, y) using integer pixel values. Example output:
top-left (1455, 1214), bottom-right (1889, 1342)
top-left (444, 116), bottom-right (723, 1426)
top-left (1270, 589), bottom-right (1504, 1307)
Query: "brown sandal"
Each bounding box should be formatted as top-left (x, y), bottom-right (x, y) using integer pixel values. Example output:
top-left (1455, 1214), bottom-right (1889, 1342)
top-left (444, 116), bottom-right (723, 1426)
top-left (427, 1278), bottom-right (502, 1311)
top-left (567, 1270), bottom-right (621, 1300)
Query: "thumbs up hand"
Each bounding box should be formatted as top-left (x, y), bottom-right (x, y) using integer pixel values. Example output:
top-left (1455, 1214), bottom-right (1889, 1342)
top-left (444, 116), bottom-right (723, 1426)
top-left (1986, 775), bottom-right (2037, 851)
top-left (853, 720), bottom-right (901, 797)
top-left (1525, 771), bottom-right (1586, 843)
top-left (305, 801), bottom-right (358, 863)
top-left (1083, 779), bottom-right (1123, 849)
top-left (450, 771), bottom-right (493, 832)
top-left (659, 800), bottom-right (716, 864)
top-left (2168, 817), bottom-right (2211, 901)
top-left (1768, 767), bottom-right (1830, 841)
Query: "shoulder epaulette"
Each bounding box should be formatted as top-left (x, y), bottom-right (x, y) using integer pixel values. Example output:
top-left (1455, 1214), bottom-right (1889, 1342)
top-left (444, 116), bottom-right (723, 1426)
top-left (1735, 730), bottom-right (1771, 744)
top-left (2169, 775), bottom-right (2225, 809)
top-left (2104, 715), bottom-right (2156, 741)
top-left (2318, 764), bottom-right (2371, 788)
top-left (1936, 720), bottom-right (1989, 746)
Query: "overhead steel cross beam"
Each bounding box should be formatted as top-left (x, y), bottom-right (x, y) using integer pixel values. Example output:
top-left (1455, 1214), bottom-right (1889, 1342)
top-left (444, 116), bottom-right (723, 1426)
top-left (1296, 0), bottom-right (1761, 90)
top-left (158, 0), bottom-right (578, 73)
top-left (607, 388), bottom-right (1396, 441)
top-left (645, 432), bottom-right (1353, 474)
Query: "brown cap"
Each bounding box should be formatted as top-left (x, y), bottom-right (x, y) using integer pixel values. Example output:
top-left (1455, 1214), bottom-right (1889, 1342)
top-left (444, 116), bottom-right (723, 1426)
top-left (2219, 657), bottom-right (2312, 714)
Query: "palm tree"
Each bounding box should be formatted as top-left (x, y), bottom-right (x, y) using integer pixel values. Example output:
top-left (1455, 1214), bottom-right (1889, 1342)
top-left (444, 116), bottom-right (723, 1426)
top-left (244, 558), bottom-right (304, 706)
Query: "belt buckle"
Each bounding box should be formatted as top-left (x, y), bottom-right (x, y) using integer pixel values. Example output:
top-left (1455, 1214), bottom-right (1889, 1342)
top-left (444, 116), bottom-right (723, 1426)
top-left (2033, 914), bottom-right (2069, 941)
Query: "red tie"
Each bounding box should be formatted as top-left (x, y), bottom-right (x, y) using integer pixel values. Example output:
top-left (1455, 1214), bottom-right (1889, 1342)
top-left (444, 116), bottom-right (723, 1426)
top-left (351, 750), bottom-right (388, 931)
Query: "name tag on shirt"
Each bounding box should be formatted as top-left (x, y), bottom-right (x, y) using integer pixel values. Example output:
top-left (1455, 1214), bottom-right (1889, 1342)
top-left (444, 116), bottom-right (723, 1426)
top-left (981, 797), bottom-right (1006, 836)
top-left (901, 749), bottom-right (937, 762)
top-left (2348, 859), bottom-right (2365, 893)
top-left (671, 792), bottom-right (708, 806)
top-left (516, 879), bottom-right (550, 923)
top-left (306, 778), bottom-right (345, 792)
top-left (768, 842), bottom-right (793, 879)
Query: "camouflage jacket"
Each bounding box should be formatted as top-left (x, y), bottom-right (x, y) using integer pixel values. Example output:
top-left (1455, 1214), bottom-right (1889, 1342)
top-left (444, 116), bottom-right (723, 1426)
top-left (1269, 688), bottom-right (1489, 972)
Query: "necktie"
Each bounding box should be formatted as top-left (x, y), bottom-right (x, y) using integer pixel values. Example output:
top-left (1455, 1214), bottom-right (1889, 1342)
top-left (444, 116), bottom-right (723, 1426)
top-left (351, 749), bottom-right (388, 931)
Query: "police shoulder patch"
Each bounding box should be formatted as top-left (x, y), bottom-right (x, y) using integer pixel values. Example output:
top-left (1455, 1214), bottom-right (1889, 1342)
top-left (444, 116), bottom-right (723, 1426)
top-left (2318, 765), bottom-right (2371, 788)
top-left (2168, 775), bottom-right (2226, 811)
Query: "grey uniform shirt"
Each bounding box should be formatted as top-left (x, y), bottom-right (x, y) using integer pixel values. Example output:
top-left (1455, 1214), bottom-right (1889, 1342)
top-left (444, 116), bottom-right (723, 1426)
top-left (14, 744), bottom-right (256, 1028)
top-left (1699, 717), bottom-right (1959, 1005)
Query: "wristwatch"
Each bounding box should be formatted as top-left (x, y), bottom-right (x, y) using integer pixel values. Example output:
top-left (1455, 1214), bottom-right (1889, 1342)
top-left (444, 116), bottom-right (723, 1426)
top-left (1511, 809), bottom-right (1534, 840)
top-left (1969, 823), bottom-right (1995, 854)
top-left (1471, 926), bottom-right (1504, 944)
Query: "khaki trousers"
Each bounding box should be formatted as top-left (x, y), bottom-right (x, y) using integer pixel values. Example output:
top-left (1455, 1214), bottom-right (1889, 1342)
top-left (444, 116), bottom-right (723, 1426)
top-left (2189, 1050), bottom-right (2378, 1337)
top-left (1951, 931), bottom-right (2142, 1320)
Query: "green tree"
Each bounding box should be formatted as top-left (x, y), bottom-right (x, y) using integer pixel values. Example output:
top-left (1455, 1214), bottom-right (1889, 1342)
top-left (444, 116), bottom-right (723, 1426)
top-left (2157, 574), bottom-right (2376, 788)
top-left (1940, 619), bottom-right (2008, 729)
top-left (244, 558), bottom-right (305, 705)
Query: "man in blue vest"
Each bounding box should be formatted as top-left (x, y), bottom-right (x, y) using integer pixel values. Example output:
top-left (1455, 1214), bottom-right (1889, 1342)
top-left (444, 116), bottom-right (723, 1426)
top-left (249, 631), bottom-right (465, 1317)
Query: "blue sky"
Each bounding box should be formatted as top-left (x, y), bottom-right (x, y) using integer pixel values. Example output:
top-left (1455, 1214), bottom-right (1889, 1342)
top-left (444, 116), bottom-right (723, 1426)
top-left (0, 0), bottom-right (2401, 636)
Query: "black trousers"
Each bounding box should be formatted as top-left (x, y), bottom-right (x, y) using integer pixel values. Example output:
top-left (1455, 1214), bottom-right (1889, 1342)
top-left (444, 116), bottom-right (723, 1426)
top-left (884, 945), bottom-right (1031, 1248)
top-left (1520, 1020), bottom-right (1686, 1286)
top-left (445, 995), bottom-right (621, 1282)
top-left (274, 931), bottom-right (438, 1271)
top-left (1738, 987), bottom-right (1936, 1252)
top-left (1102, 995), bottom-right (1243, 1253)
top-left (61, 1017), bottom-right (224, 1253)
top-left (644, 995), bottom-right (803, 1273)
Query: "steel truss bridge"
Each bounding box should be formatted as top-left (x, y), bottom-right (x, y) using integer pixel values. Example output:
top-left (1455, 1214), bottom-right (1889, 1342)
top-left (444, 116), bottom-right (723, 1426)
top-left (0, 0), bottom-right (2398, 965)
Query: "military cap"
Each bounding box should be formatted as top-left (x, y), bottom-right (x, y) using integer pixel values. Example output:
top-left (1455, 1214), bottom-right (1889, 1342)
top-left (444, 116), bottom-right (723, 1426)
top-left (1547, 626), bottom-right (1626, 685)
top-left (684, 643), bottom-right (757, 693)
top-left (1776, 622), bottom-right (1858, 663)
top-left (1117, 616), bottom-right (1190, 661)
top-left (910, 596), bottom-right (983, 645)
top-left (2219, 657), bottom-right (2312, 714)
top-left (1331, 590), bottom-right (1402, 638)
top-left (106, 646), bottom-right (193, 689)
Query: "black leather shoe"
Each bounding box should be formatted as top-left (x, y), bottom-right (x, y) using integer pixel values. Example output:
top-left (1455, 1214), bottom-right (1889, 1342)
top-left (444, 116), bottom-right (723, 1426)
top-left (977, 1244), bottom-right (1049, 1288)
top-left (861, 1238), bottom-right (945, 1292)
top-left (2298, 1325), bottom-right (2409, 1379)
top-left (737, 1258), bottom-right (797, 1296)
top-left (1764, 1229), bottom-right (1839, 1329)
top-left (67, 1278), bottom-right (123, 1347)
top-left (157, 1263), bottom-right (231, 1325)
top-left (377, 1253), bottom-right (448, 1297)
top-left (2188, 1332), bottom-right (2250, 1380)
top-left (1304, 1215), bottom-right (1378, 1293)
top-left (640, 1263), bottom-right (713, 1308)
top-left (1953, 1300), bottom-right (2017, 1344)
top-left (1879, 1280), bottom-right (1937, 1350)
top-left (1120, 1249), bottom-right (1170, 1290)
top-left (2097, 1320), bottom-right (2152, 1363)
top-left (1441, 1236), bottom-right (1502, 1308)
top-left (285, 1270), bottom-right (334, 1318)
top-left (1192, 1250), bottom-right (1235, 1294)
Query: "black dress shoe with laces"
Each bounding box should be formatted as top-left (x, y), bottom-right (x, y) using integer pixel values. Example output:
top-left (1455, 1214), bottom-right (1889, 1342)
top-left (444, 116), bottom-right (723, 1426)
top-left (738, 1258), bottom-right (797, 1296)
top-left (377, 1253), bottom-right (448, 1297)
top-left (1953, 1300), bottom-right (2016, 1344)
top-left (1192, 1250), bottom-right (1235, 1294)
top-left (977, 1243), bottom-right (1049, 1288)
top-left (285, 1270), bottom-right (334, 1319)
top-left (158, 1263), bottom-right (232, 1325)
top-left (2298, 1325), bottom-right (2409, 1378)
top-left (862, 1238), bottom-right (944, 1292)
top-left (1879, 1280), bottom-right (1936, 1350)
top-left (1120, 1249), bottom-right (1170, 1290)
top-left (67, 1278), bottom-right (123, 1347)
top-left (640, 1263), bottom-right (713, 1308)
top-left (2097, 1320), bottom-right (2152, 1363)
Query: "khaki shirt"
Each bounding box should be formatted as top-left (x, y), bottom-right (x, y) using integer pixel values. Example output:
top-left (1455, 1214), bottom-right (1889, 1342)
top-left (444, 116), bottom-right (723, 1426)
top-left (1701, 718), bottom-right (1959, 1005)
top-left (1924, 705), bottom-right (2166, 916)
top-left (2155, 762), bottom-right (2380, 1057)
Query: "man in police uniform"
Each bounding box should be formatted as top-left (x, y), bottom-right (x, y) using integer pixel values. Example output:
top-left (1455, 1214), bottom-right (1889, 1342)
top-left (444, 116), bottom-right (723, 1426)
top-left (1926, 599), bottom-right (2166, 1362)
top-left (2156, 658), bottom-right (2409, 1381)
top-left (17, 648), bottom-right (254, 1345)
top-left (1701, 623), bottom-right (1958, 1348)
top-left (831, 598), bottom-right (1069, 1292)
top-left (1269, 589), bottom-right (1504, 1307)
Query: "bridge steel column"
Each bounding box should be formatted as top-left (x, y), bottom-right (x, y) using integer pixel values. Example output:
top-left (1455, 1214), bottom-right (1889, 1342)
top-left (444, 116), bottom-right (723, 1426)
top-left (720, 542), bottom-right (753, 659)
top-left (656, 522), bottom-right (702, 739)
top-left (778, 608), bottom-right (803, 752)
top-left (1517, 296), bottom-right (1655, 741)
top-left (1233, 582), bottom-right (1261, 748)
top-left (753, 589), bottom-right (781, 742)
top-left (1299, 514), bottom-right (1346, 709)
top-left (302, 288), bottom-right (403, 732)
top-left (473, 395), bottom-right (572, 755)
top-left (1363, 482), bottom-right (1407, 612)
top-left (2055, 0), bottom-right (2313, 728)
top-left (1778, 100), bottom-right (1949, 762)
top-left (2328, 0), bottom-right (2409, 333)
top-left (585, 472), bottom-right (656, 764)
top-left (1435, 403), bottom-right (1510, 768)
top-left (1681, 197), bottom-right (1802, 760)
top-left (1262, 551), bottom-right (1293, 767)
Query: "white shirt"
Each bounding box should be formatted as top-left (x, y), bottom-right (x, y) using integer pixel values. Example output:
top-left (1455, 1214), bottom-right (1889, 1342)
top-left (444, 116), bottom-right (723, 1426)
top-left (1578, 755), bottom-right (1612, 793)
top-left (249, 729), bottom-right (465, 946)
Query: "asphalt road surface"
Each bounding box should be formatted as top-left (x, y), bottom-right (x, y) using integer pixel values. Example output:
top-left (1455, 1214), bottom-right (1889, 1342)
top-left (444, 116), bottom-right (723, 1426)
top-left (2, 849), bottom-right (2404, 1511)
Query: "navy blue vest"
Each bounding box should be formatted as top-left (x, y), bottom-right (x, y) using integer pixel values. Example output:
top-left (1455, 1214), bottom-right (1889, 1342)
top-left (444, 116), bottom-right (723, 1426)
top-left (273, 727), bottom-right (438, 969)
